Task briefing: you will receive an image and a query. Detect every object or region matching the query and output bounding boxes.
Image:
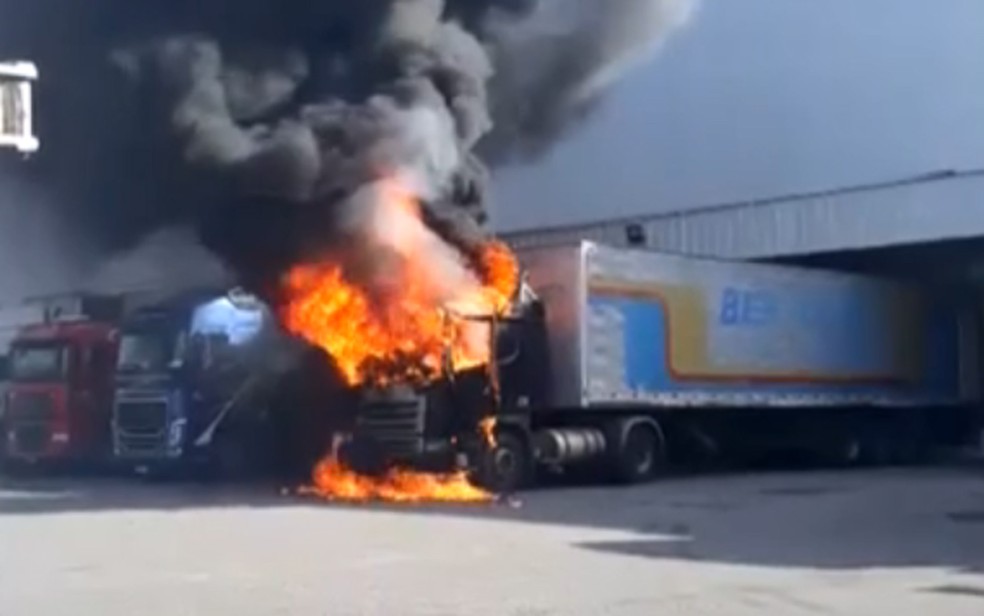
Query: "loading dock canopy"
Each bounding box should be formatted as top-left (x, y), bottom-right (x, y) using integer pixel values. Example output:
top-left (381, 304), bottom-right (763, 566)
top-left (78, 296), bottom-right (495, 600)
top-left (504, 170), bottom-right (984, 260)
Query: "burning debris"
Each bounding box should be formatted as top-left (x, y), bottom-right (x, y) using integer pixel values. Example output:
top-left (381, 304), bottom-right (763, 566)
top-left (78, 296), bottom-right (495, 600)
top-left (0, 0), bottom-right (697, 502)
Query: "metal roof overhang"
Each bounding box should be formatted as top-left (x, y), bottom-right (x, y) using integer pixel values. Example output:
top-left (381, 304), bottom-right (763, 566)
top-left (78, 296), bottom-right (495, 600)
top-left (503, 170), bottom-right (984, 260)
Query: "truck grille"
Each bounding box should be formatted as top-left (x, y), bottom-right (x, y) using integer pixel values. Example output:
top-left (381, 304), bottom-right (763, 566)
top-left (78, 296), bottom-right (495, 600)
top-left (6, 392), bottom-right (54, 424)
top-left (114, 399), bottom-right (168, 457)
top-left (11, 424), bottom-right (49, 456)
top-left (355, 395), bottom-right (426, 458)
top-left (115, 400), bottom-right (167, 435)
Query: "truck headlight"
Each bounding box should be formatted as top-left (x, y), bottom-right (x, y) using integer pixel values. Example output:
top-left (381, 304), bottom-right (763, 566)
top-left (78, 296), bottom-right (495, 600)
top-left (168, 418), bottom-right (187, 448)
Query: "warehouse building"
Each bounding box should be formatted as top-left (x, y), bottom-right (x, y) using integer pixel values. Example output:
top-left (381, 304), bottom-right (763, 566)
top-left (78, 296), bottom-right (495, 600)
top-left (502, 169), bottom-right (984, 283)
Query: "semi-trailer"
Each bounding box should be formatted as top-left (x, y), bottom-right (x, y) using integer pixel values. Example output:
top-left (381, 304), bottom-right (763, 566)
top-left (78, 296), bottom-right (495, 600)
top-left (343, 241), bottom-right (980, 490)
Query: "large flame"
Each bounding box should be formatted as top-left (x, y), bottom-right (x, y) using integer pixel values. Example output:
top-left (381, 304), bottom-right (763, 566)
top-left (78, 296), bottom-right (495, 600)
top-left (282, 177), bottom-right (518, 388)
top-left (281, 175), bottom-right (518, 503)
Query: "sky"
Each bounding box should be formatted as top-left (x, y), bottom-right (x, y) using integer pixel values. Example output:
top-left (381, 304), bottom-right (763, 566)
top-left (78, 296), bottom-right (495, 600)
top-left (491, 0), bottom-right (984, 231)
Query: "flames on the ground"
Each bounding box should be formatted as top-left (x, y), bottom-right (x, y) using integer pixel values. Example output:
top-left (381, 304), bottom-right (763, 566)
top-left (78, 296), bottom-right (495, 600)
top-left (281, 175), bottom-right (518, 503)
top-left (303, 455), bottom-right (493, 504)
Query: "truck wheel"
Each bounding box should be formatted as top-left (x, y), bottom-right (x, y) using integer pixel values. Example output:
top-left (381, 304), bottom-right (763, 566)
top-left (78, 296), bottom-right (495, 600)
top-left (612, 422), bottom-right (664, 484)
top-left (479, 431), bottom-right (531, 494)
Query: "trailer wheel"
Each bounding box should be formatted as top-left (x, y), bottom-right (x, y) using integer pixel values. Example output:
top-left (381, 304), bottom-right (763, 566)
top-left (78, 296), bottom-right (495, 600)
top-left (479, 431), bottom-right (531, 494)
top-left (612, 421), bottom-right (664, 484)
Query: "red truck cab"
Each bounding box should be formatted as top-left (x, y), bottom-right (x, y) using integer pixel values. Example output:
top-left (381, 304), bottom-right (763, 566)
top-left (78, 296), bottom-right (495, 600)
top-left (3, 317), bottom-right (119, 464)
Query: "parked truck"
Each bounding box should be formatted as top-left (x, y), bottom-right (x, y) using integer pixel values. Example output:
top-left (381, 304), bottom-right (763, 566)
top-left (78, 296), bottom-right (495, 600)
top-left (112, 288), bottom-right (293, 477)
top-left (344, 241), bottom-right (981, 491)
top-left (1, 294), bottom-right (122, 466)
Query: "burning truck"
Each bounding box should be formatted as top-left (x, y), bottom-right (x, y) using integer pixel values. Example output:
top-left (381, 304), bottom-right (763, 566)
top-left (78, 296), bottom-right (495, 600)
top-left (275, 180), bottom-right (980, 501)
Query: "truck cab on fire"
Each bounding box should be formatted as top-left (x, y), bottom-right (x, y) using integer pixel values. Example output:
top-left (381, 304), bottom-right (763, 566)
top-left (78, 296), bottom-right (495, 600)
top-left (345, 275), bottom-right (551, 491)
top-left (112, 289), bottom-right (277, 476)
top-left (2, 295), bottom-right (121, 466)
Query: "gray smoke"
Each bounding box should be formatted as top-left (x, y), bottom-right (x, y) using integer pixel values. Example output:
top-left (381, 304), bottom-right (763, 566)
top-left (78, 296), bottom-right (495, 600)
top-left (0, 174), bottom-right (93, 305)
top-left (480, 0), bottom-right (699, 161)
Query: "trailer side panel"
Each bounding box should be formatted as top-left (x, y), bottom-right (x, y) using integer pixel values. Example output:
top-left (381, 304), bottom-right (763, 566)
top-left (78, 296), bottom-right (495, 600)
top-left (525, 242), bottom-right (971, 409)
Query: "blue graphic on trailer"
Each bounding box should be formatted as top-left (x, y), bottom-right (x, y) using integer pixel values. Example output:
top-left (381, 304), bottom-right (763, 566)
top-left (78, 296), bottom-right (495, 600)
top-left (587, 291), bottom-right (960, 401)
top-left (716, 287), bottom-right (894, 374)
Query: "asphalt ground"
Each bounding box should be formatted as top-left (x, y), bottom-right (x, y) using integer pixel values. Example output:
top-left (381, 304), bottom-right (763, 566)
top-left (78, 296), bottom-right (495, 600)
top-left (2, 467), bottom-right (984, 615)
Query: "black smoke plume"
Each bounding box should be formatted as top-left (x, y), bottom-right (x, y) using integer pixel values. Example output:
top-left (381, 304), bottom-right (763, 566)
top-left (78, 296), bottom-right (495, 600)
top-left (0, 0), bottom-right (696, 300)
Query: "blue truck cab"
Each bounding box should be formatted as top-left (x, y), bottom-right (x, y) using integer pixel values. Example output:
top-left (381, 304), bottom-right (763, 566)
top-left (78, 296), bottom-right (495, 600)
top-left (111, 289), bottom-right (273, 475)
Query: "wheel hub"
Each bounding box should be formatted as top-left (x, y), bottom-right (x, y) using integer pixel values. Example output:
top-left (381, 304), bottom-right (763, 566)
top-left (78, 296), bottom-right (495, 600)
top-left (628, 429), bottom-right (655, 474)
top-left (494, 447), bottom-right (517, 477)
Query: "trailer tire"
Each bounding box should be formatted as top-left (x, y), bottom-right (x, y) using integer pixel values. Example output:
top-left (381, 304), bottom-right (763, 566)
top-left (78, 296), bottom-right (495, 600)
top-left (611, 420), bottom-right (665, 484)
top-left (479, 431), bottom-right (531, 494)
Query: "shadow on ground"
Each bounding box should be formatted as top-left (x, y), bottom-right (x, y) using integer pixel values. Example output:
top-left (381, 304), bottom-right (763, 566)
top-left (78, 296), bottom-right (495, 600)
top-left (3, 464), bottom-right (984, 574)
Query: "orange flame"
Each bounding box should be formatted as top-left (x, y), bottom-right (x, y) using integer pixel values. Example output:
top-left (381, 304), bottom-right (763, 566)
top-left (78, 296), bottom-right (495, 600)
top-left (304, 455), bottom-right (492, 504)
top-left (281, 175), bottom-right (518, 503)
top-left (479, 416), bottom-right (497, 449)
top-left (281, 178), bottom-right (518, 388)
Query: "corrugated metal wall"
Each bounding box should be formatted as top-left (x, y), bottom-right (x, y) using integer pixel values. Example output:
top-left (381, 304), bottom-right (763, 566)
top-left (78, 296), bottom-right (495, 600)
top-left (502, 170), bottom-right (984, 259)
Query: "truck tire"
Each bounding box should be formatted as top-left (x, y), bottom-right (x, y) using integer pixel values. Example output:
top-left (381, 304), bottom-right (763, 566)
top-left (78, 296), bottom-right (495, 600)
top-left (611, 420), bottom-right (665, 484)
top-left (479, 431), bottom-right (531, 494)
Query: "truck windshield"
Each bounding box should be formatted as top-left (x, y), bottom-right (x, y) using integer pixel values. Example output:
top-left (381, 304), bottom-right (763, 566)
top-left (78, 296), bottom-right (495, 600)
top-left (8, 344), bottom-right (67, 381)
top-left (117, 332), bottom-right (172, 372)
